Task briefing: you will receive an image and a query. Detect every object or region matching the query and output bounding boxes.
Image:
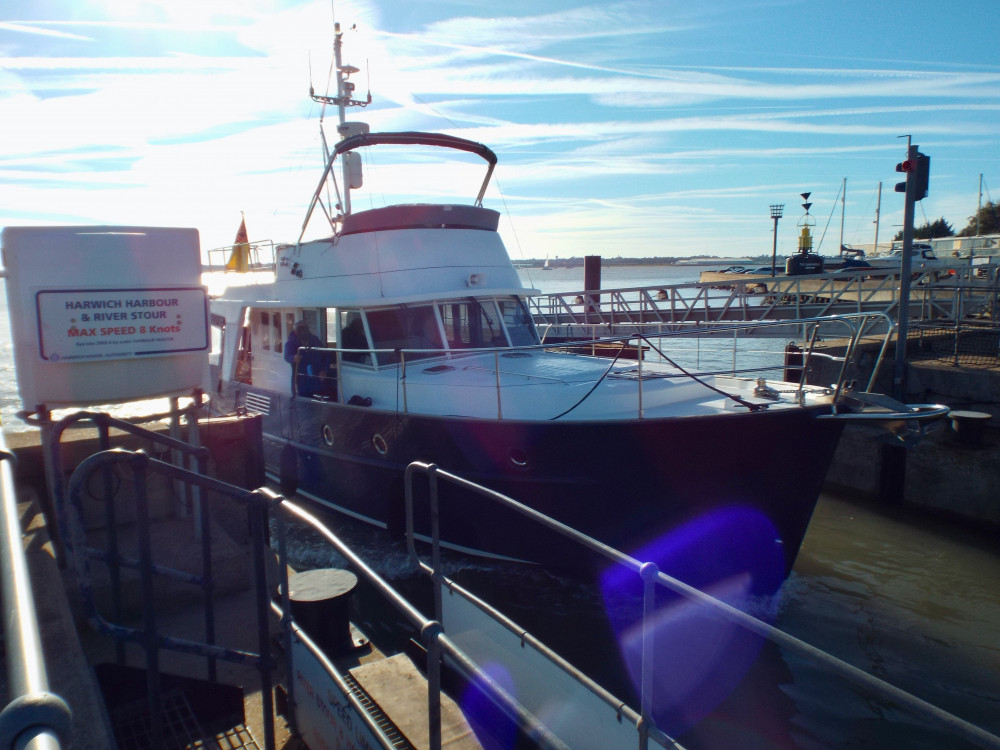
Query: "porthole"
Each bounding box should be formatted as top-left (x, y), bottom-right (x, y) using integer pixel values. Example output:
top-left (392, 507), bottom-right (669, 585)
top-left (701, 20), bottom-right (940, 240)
top-left (372, 433), bottom-right (388, 456)
top-left (321, 424), bottom-right (334, 446)
top-left (508, 447), bottom-right (529, 468)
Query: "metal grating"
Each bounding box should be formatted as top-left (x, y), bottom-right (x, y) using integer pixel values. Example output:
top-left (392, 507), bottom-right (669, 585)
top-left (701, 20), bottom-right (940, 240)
top-left (109, 688), bottom-right (260, 750)
top-left (244, 392), bottom-right (271, 416)
top-left (110, 688), bottom-right (203, 750)
top-left (187, 724), bottom-right (261, 749)
top-left (342, 672), bottom-right (414, 749)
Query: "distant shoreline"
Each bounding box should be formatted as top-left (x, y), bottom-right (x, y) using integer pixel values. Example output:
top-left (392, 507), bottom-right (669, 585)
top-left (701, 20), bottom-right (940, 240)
top-left (513, 256), bottom-right (763, 269)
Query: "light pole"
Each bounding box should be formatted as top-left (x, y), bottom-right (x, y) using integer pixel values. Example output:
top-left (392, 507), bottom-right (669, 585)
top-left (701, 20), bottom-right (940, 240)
top-left (769, 203), bottom-right (784, 277)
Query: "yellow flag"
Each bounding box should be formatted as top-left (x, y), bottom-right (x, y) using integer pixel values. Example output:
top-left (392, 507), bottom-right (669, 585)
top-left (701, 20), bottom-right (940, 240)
top-left (225, 217), bottom-right (250, 272)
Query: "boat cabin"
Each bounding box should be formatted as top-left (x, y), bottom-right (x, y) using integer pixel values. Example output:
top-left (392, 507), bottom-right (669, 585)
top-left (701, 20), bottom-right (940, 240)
top-left (213, 295), bottom-right (540, 399)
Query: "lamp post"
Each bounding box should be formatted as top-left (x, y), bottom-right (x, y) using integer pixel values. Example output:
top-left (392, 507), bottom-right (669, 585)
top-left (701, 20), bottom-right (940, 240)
top-left (769, 203), bottom-right (784, 277)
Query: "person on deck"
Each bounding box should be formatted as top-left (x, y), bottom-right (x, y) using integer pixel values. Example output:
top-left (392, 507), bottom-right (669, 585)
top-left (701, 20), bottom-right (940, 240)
top-left (284, 320), bottom-right (327, 396)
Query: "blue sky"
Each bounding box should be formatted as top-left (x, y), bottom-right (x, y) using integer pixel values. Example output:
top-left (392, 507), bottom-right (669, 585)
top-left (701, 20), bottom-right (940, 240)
top-left (2, 0), bottom-right (998, 259)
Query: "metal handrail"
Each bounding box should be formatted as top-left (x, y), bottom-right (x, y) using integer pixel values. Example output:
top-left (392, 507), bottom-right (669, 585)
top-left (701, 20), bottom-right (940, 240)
top-left (403, 461), bottom-right (1000, 750)
top-left (203, 239), bottom-right (278, 273)
top-left (45, 406), bottom-right (215, 669)
top-left (299, 312), bottom-right (901, 421)
top-left (273, 494), bottom-right (580, 750)
top-left (62, 442), bottom-right (590, 750)
top-left (65, 448), bottom-right (276, 750)
top-left (526, 263), bottom-right (999, 328)
top-left (0, 432), bottom-right (72, 750)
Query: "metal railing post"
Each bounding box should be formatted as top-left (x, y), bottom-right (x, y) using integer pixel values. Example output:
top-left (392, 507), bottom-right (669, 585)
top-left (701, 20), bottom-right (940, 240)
top-left (0, 434), bottom-right (73, 750)
top-left (639, 561), bottom-right (658, 750)
top-left (495, 351), bottom-right (503, 419)
top-left (248, 489), bottom-right (277, 750)
top-left (131, 451), bottom-right (164, 750)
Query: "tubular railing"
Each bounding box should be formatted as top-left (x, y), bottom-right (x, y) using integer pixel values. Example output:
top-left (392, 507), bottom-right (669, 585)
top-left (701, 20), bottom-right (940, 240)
top-left (0, 432), bottom-right (72, 750)
top-left (62, 443), bottom-right (601, 750)
top-left (46, 405), bottom-right (213, 667)
top-left (404, 461), bottom-right (1000, 750)
top-left (203, 239), bottom-right (278, 273)
top-left (525, 263), bottom-right (999, 328)
top-left (296, 312), bottom-right (899, 421)
top-left (403, 462), bottom-right (682, 750)
top-left (64, 448), bottom-right (277, 750)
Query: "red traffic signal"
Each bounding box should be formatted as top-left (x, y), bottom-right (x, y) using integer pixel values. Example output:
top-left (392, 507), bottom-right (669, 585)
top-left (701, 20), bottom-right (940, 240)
top-left (893, 151), bottom-right (929, 199)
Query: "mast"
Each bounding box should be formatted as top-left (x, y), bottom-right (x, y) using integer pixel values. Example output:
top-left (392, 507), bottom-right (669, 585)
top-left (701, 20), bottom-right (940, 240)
top-left (977, 173), bottom-right (983, 237)
top-left (300, 22), bottom-right (371, 241)
top-left (873, 182), bottom-right (881, 254)
top-left (839, 177), bottom-right (846, 251)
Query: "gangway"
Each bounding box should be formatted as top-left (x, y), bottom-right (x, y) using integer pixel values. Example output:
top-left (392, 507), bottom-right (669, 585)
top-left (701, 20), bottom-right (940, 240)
top-left (527, 264), bottom-right (999, 338)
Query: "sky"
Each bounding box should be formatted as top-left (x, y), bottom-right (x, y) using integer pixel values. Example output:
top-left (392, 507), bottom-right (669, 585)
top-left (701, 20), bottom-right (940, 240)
top-left (2, 0), bottom-right (999, 261)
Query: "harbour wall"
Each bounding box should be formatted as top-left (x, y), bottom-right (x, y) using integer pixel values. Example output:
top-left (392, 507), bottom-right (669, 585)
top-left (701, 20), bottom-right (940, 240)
top-left (810, 339), bottom-right (999, 528)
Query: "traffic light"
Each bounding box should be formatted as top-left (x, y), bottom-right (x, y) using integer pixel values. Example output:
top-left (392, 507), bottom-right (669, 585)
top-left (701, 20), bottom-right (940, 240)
top-left (894, 150), bottom-right (930, 200)
top-left (913, 152), bottom-right (930, 200)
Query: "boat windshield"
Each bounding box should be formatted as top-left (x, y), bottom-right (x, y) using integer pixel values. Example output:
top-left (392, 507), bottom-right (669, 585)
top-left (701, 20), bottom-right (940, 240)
top-left (440, 298), bottom-right (505, 349)
top-left (360, 297), bottom-right (539, 365)
top-left (367, 305), bottom-right (443, 364)
top-left (497, 298), bottom-right (539, 346)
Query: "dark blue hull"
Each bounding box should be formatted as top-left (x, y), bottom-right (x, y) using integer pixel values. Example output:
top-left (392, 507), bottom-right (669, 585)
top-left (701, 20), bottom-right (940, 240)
top-left (231, 386), bottom-right (845, 592)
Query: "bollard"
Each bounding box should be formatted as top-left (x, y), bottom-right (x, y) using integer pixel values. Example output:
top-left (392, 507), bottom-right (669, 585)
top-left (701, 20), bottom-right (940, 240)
top-left (287, 568), bottom-right (359, 656)
top-left (948, 410), bottom-right (991, 447)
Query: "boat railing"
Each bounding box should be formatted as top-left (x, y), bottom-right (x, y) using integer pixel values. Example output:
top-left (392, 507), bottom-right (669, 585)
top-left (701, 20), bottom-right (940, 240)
top-left (0, 430), bottom-right (72, 750)
top-left (404, 461), bottom-right (1000, 750)
top-left (203, 239), bottom-right (278, 273)
top-left (301, 311), bottom-right (914, 421)
top-left (60, 437), bottom-right (609, 750)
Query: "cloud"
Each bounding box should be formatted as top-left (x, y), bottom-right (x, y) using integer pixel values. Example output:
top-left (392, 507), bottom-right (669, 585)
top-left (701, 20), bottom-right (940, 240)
top-left (0, 22), bottom-right (94, 41)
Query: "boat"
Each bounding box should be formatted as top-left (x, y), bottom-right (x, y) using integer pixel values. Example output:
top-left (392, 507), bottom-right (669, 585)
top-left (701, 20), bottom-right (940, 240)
top-left (207, 27), bottom-right (942, 595)
top-left (866, 242), bottom-right (944, 269)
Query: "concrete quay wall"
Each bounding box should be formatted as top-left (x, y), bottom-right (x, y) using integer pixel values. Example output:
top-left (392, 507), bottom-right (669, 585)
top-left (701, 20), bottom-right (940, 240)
top-left (810, 340), bottom-right (999, 528)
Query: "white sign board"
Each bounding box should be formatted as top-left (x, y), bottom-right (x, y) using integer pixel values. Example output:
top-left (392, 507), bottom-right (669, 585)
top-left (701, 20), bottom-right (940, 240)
top-left (1, 226), bottom-right (210, 408)
top-left (36, 287), bottom-right (208, 362)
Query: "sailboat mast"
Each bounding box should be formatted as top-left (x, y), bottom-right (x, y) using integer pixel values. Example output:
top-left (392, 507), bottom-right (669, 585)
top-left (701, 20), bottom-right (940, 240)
top-left (873, 182), bottom-right (881, 253)
top-left (839, 177), bottom-right (846, 250)
top-left (977, 173), bottom-right (983, 237)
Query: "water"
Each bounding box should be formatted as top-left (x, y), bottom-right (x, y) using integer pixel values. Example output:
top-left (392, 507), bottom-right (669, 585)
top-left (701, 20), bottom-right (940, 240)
top-left (4, 264), bottom-right (999, 747)
top-left (516, 261), bottom-right (718, 295)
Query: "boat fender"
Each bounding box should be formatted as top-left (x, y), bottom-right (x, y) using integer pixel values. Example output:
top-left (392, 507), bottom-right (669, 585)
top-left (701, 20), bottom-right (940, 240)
top-left (279, 443), bottom-right (298, 496)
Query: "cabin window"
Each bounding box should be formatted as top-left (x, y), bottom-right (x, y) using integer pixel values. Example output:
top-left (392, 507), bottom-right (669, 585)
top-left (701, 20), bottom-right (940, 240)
top-left (272, 313), bottom-right (283, 353)
top-left (236, 309), bottom-right (252, 384)
top-left (283, 313), bottom-right (296, 352)
top-left (367, 306), bottom-right (442, 364)
top-left (440, 298), bottom-right (505, 349)
top-left (498, 298), bottom-right (539, 347)
top-left (326, 309), bottom-right (339, 346)
top-left (299, 309), bottom-right (323, 341)
top-left (259, 311), bottom-right (272, 352)
top-left (338, 310), bottom-right (372, 365)
top-left (208, 315), bottom-right (225, 368)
